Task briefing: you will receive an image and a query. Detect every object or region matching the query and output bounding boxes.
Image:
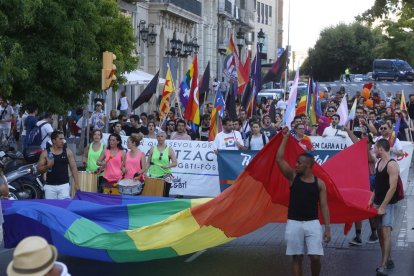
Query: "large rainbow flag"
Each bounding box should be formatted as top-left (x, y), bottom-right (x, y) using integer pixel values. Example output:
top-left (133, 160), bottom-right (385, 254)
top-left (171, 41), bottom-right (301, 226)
top-left (2, 135), bottom-right (377, 263)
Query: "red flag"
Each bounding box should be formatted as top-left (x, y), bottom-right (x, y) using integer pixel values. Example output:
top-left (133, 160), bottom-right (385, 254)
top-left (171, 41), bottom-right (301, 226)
top-left (238, 51), bottom-right (250, 95)
top-left (192, 134), bottom-right (376, 237)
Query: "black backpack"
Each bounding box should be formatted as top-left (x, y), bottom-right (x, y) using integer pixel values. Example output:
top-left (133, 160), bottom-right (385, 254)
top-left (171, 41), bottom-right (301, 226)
top-left (27, 122), bottom-right (48, 146)
top-left (248, 133), bottom-right (267, 150)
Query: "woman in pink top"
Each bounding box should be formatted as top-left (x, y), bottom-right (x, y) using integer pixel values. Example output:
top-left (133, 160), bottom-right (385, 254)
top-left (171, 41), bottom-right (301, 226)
top-left (97, 133), bottom-right (125, 183)
top-left (123, 134), bottom-right (147, 181)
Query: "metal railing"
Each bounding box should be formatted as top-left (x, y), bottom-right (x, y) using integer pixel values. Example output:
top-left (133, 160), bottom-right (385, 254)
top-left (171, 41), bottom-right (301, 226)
top-left (153, 0), bottom-right (202, 17)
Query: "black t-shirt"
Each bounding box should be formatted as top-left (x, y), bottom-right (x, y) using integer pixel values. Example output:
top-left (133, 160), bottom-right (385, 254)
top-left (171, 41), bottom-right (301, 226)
top-left (128, 125), bottom-right (149, 136)
top-left (350, 118), bottom-right (364, 138)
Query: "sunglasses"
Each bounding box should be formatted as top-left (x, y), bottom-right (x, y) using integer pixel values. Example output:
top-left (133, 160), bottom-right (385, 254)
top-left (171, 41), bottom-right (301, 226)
top-left (380, 127), bottom-right (388, 130)
top-left (159, 153), bottom-right (163, 161)
top-left (296, 128), bottom-right (305, 130)
top-left (328, 110), bottom-right (335, 112)
top-left (168, 124), bottom-right (175, 126)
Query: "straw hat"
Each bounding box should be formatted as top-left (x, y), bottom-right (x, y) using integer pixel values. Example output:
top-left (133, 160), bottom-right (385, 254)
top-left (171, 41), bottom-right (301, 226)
top-left (7, 236), bottom-right (57, 276)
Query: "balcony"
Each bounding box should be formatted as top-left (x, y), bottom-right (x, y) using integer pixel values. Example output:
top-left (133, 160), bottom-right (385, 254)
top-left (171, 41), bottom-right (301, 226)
top-left (218, 0), bottom-right (233, 19)
top-left (150, 0), bottom-right (202, 17)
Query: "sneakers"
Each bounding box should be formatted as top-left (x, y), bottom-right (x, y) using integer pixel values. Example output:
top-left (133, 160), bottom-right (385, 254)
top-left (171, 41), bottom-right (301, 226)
top-left (386, 259), bottom-right (395, 269)
top-left (376, 266), bottom-right (388, 275)
top-left (349, 236), bottom-right (362, 246)
top-left (375, 260), bottom-right (395, 275)
top-left (367, 232), bottom-right (379, 244)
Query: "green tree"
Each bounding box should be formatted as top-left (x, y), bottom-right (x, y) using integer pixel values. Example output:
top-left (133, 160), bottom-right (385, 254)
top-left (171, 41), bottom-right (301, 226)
top-left (301, 23), bottom-right (384, 81)
top-left (358, 1), bottom-right (414, 65)
top-left (0, 0), bottom-right (138, 113)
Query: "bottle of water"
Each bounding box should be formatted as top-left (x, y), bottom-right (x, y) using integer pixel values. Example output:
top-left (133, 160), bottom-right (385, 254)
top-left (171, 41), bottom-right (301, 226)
top-left (47, 151), bottom-right (54, 173)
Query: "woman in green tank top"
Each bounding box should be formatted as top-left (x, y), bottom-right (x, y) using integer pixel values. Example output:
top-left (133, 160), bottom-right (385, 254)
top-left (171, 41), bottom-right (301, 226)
top-left (145, 131), bottom-right (177, 196)
top-left (82, 130), bottom-right (104, 172)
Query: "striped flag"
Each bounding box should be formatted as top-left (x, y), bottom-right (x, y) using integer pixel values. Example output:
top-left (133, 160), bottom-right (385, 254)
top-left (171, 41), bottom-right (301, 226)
top-left (400, 90), bottom-right (407, 111)
top-left (223, 36), bottom-right (247, 91)
top-left (347, 98), bottom-right (358, 122)
top-left (307, 78), bottom-right (317, 126)
top-left (183, 55), bottom-right (200, 125)
top-left (209, 89), bottom-right (225, 141)
top-left (238, 51), bottom-right (251, 95)
top-left (159, 65), bottom-right (175, 121)
top-left (337, 95), bottom-right (349, 126)
top-left (284, 69), bottom-right (299, 129)
top-left (296, 95), bottom-right (307, 115)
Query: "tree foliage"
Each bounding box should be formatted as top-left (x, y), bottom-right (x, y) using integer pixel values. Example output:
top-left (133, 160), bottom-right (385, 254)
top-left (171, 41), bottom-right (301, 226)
top-left (357, 1), bottom-right (414, 65)
top-left (0, 0), bottom-right (138, 113)
top-left (301, 23), bottom-right (384, 81)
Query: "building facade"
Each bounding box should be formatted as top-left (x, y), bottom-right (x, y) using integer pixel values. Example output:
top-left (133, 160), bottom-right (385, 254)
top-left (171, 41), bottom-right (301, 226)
top-left (101, 0), bottom-right (283, 114)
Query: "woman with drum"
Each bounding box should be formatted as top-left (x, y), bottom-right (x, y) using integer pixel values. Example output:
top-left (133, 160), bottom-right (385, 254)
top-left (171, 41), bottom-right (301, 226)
top-left (96, 133), bottom-right (125, 193)
top-left (118, 134), bottom-right (147, 195)
top-left (123, 133), bottom-right (147, 181)
top-left (147, 131), bottom-right (177, 197)
top-left (82, 129), bottom-right (104, 192)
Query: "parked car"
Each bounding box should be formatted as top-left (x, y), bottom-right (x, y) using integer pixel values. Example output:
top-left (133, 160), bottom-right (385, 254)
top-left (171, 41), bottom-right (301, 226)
top-left (257, 89), bottom-right (285, 102)
top-left (353, 74), bottom-right (369, 82)
top-left (372, 59), bottom-right (414, 81)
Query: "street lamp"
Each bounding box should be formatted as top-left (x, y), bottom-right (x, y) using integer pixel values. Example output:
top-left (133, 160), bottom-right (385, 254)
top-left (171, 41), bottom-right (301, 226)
top-left (170, 29), bottom-right (178, 56)
top-left (192, 38), bottom-right (199, 55)
top-left (138, 20), bottom-right (148, 45)
top-left (258, 28), bottom-right (265, 52)
top-left (147, 23), bottom-right (157, 46)
top-left (236, 27), bottom-right (245, 55)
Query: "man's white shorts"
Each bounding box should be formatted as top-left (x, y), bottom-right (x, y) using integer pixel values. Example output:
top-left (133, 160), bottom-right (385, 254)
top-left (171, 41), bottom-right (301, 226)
top-left (44, 183), bottom-right (70, 200)
top-left (285, 219), bottom-right (323, 256)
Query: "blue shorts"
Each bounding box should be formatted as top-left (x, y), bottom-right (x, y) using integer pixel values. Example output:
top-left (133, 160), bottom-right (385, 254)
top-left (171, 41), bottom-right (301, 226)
top-left (373, 204), bottom-right (395, 230)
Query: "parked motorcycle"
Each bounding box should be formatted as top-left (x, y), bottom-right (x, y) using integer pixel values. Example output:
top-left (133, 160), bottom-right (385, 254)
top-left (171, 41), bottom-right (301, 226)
top-left (0, 146), bottom-right (44, 200)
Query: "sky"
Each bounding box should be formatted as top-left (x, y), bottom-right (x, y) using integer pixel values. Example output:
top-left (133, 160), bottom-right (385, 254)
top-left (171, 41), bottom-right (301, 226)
top-left (283, 0), bottom-right (376, 53)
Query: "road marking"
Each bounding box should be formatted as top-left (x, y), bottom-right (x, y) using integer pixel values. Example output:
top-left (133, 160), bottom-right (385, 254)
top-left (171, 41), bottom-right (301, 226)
top-left (185, 250), bottom-right (207, 262)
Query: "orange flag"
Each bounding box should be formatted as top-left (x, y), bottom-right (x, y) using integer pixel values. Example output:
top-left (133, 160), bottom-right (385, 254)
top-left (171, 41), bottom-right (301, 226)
top-left (159, 66), bottom-right (175, 121)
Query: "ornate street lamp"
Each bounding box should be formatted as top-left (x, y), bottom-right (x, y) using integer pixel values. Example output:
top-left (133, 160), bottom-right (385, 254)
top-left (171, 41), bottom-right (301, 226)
top-left (170, 29), bottom-right (178, 56)
top-left (138, 20), bottom-right (148, 45)
top-left (236, 27), bottom-right (245, 55)
top-left (192, 38), bottom-right (199, 55)
top-left (258, 28), bottom-right (265, 52)
top-left (147, 23), bottom-right (157, 46)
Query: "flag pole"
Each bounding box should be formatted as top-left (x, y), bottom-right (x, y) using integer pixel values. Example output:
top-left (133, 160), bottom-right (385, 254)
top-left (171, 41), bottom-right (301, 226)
top-left (174, 88), bottom-right (184, 119)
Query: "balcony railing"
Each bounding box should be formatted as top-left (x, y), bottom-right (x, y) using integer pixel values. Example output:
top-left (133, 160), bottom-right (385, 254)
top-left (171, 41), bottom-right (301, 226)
top-left (152, 0), bottom-right (202, 17)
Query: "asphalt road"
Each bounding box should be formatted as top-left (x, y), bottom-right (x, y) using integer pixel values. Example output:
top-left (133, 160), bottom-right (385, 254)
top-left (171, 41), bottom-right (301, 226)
top-left (1, 158), bottom-right (413, 276)
top-left (319, 80), bottom-right (414, 98)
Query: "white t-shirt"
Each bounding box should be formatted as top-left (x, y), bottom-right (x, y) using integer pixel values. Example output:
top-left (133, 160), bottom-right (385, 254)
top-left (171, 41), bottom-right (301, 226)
top-left (36, 120), bottom-right (53, 149)
top-left (374, 135), bottom-right (403, 159)
top-left (213, 131), bottom-right (244, 150)
top-left (119, 97), bottom-right (128, 111)
top-left (0, 105), bottom-right (14, 129)
top-left (322, 126), bottom-right (348, 138)
top-left (276, 100), bottom-right (287, 110)
top-left (245, 134), bottom-right (269, 150)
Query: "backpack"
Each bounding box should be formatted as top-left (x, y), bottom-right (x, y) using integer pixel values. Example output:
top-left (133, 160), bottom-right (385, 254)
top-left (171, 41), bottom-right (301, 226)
top-left (375, 159), bottom-right (404, 202)
top-left (248, 133), bottom-right (267, 150)
top-left (27, 122), bottom-right (48, 146)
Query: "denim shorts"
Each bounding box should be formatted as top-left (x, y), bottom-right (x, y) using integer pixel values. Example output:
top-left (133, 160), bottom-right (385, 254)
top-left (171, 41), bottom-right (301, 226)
top-left (373, 204), bottom-right (395, 230)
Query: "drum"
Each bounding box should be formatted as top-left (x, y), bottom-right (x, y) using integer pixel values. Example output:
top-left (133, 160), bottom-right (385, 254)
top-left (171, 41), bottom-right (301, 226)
top-left (78, 171), bottom-right (98, 192)
top-left (70, 171), bottom-right (98, 197)
top-left (103, 182), bottom-right (120, 195)
top-left (141, 177), bottom-right (165, 197)
top-left (118, 179), bottom-right (144, 196)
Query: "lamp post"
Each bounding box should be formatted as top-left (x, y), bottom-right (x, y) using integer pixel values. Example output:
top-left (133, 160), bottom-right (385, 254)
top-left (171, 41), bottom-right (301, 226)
top-left (192, 38), bottom-right (199, 55)
top-left (236, 27), bottom-right (245, 57)
top-left (147, 23), bottom-right (157, 46)
top-left (138, 20), bottom-right (148, 46)
top-left (257, 28), bottom-right (265, 53)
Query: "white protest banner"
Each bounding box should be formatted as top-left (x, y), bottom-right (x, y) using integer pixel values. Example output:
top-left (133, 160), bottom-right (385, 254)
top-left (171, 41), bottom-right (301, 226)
top-left (309, 136), bottom-right (353, 164)
top-left (102, 134), bottom-right (220, 197)
top-left (398, 141), bottom-right (414, 190)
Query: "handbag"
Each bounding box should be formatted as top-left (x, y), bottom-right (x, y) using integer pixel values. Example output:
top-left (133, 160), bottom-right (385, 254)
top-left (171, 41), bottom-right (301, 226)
top-left (396, 175), bottom-right (404, 201)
